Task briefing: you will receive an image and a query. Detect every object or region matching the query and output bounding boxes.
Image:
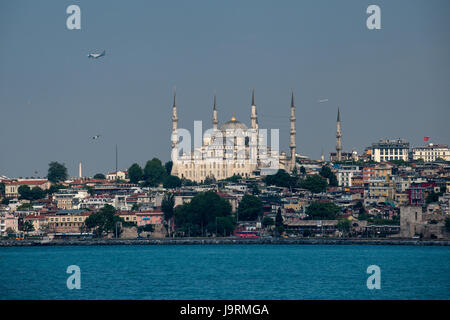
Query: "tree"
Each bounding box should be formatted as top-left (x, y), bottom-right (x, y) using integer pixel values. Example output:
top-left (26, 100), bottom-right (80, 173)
top-left (216, 216), bottom-right (235, 236)
top-left (17, 203), bottom-right (33, 211)
top-left (262, 216), bottom-right (275, 228)
top-left (445, 217), bottom-right (450, 233)
top-left (203, 176), bottom-right (216, 185)
top-left (300, 166), bottom-right (306, 175)
top-left (174, 191), bottom-right (233, 237)
top-left (47, 161), bottom-right (68, 183)
top-left (21, 221), bottom-right (35, 233)
top-left (354, 200), bottom-right (367, 217)
top-left (250, 182), bottom-right (260, 195)
top-left (46, 184), bottom-right (67, 195)
top-left (128, 163), bottom-right (143, 184)
top-left (275, 208), bottom-right (284, 236)
top-left (93, 173), bottom-right (106, 179)
top-left (18, 186), bottom-right (45, 201)
top-left (306, 202), bottom-right (341, 220)
top-left (161, 193), bottom-right (175, 237)
top-left (131, 203), bottom-right (141, 211)
top-left (426, 191), bottom-right (442, 204)
top-left (264, 169), bottom-right (296, 188)
top-left (84, 185), bottom-right (95, 196)
top-left (18, 185), bottom-right (31, 200)
top-left (319, 166), bottom-right (338, 187)
top-left (298, 175), bottom-right (328, 193)
top-left (163, 175), bottom-right (182, 189)
top-left (164, 161), bottom-right (173, 175)
top-left (30, 187), bottom-right (46, 200)
top-left (181, 178), bottom-right (198, 186)
top-left (237, 194), bottom-right (263, 221)
top-left (337, 219), bottom-right (351, 235)
top-left (223, 174), bottom-right (242, 183)
top-left (143, 158), bottom-right (167, 187)
top-left (0, 182), bottom-right (5, 196)
top-left (84, 205), bottom-right (124, 237)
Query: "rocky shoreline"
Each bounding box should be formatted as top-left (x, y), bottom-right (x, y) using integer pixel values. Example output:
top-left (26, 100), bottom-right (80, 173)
top-left (1, 238), bottom-right (450, 247)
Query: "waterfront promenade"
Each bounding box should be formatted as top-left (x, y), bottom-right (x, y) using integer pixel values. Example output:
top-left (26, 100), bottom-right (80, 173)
top-left (1, 238), bottom-right (449, 246)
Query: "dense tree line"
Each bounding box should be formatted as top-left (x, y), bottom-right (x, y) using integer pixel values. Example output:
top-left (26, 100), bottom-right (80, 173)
top-left (128, 158), bottom-right (182, 188)
top-left (237, 194), bottom-right (263, 221)
top-left (84, 204), bottom-right (124, 237)
top-left (18, 185), bottom-right (46, 201)
top-left (264, 167), bottom-right (334, 193)
top-left (173, 191), bottom-right (235, 237)
top-left (305, 201), bottom-right (341, 220)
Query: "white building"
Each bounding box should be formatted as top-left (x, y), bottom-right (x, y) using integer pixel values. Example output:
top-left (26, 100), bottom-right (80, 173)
top-left (337, 165), bottom-right (361, 187)
top-left (370, 139), bottom-right (410, 162)
top-left (412, 144), bottom-right (450, 162)
top-left (106, 170), bottom-right (128, 181)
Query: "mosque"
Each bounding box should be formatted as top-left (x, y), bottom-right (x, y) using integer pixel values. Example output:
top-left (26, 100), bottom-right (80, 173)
top-left (170, 89), bottom-right (298, 182)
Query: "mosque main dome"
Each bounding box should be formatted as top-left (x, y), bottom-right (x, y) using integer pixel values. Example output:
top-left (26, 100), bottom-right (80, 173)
top-left (219, 114), bottom-right (248, 132)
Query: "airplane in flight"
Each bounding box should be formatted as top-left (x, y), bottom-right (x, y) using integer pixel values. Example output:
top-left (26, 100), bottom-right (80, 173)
top-left (87, 50), bottom-right (105, 59)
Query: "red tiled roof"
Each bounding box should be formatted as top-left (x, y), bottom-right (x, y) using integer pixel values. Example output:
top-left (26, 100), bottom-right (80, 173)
top-left (24, 215), bottom-right (47, 220)
top-left (7, 180), bottom-right (48, 185)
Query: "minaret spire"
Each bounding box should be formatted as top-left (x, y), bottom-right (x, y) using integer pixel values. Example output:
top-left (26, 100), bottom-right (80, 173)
top-left (171, 86), bottom-right (178, 148)
top-left (291, 90), bottom-right (295, 108)
top-left (289, 89), bottom-right (296, 172)
top-left (251, 88), bottom-right (258, 129)
top-left (336, 106), bottom-right (342, 161)
top-left (212, 90), bottom-right (218, 130)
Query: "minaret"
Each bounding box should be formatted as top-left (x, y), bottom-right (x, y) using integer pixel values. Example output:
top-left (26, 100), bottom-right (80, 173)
top-left (336, 106), bottom-right (342, 161)
top-left (212, 91), bottom-right (218, 131)
top-left (171, 87), bottom-right (178, 148)
top-left (78, 162), bottom-right (82, 178)
top-left (321, 149), bottom-right (325, 162)
top-left (289, 90), bottom-right (296, 171)
top-left (250, 88), bottom-right (258, 130)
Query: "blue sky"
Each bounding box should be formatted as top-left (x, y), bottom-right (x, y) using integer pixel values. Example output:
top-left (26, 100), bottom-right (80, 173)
top-left (0, 0), bottom-right (449, 177)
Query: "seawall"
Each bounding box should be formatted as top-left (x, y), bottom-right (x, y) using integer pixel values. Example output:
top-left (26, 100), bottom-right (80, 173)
top-left (1, 238), bottom-right (450, 247)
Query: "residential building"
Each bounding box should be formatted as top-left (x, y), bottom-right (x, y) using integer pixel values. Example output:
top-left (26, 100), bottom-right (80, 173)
top-left (412, 144), bottom-right (450, 162)
top-left (337, 165), bottom-right (361, 187)
top-left (0, 212), bottom-right (18, 236)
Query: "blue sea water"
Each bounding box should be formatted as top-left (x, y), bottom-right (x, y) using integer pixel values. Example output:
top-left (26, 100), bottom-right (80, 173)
top-left (0, 244), bottom-right (449, 300)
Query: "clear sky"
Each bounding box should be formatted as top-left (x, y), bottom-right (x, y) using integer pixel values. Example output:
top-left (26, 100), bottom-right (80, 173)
top-left (1, 0), bottom-right (449, 178)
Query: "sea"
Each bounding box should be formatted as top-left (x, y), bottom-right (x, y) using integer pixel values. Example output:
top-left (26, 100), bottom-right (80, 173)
top-left (1, 244), bottom-right (449, 300)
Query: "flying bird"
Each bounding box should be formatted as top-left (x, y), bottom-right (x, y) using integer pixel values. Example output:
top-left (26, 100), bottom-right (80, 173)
top-left (92, 135), bottom-right (101, 140)
top-left (317, 99), bottom-right (329, 103)
top-left (87, 50), bottom-right (106, 59)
